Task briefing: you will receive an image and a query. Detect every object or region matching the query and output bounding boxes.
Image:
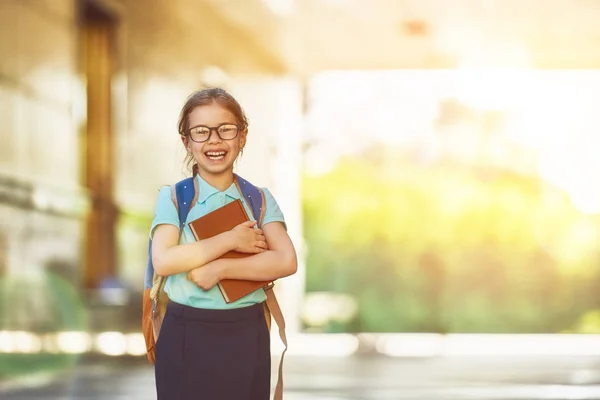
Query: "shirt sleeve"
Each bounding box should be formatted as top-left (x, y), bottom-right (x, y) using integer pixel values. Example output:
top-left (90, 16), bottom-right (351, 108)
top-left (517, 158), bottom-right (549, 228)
top-left (261, 188), bottom-right (286, 230)
top-left (150, 186), bottom-right (180, 239)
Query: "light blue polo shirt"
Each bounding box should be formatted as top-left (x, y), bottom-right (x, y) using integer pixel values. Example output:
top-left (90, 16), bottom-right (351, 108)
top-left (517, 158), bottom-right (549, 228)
top-left (150, 174), bottom-right (286, 310)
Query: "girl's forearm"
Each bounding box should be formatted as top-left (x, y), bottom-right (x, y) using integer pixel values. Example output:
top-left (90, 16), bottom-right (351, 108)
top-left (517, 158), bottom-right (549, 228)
top-left (215, 249), bottom-right (297, 282)
top-left (153, 231), bottom-right (236, 276)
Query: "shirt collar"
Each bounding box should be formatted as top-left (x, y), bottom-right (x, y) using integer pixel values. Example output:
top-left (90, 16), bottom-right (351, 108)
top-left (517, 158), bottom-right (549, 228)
top-left (195, 174), bottom-right (240, 204)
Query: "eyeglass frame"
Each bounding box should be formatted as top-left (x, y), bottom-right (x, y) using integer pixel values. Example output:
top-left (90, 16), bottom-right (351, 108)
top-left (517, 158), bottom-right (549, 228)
top-left (183, 123), bottom-right (243, 143)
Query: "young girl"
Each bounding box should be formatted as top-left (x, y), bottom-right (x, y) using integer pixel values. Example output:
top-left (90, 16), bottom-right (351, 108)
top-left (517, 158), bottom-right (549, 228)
top-left (150, 87), bottom-right (297, 399)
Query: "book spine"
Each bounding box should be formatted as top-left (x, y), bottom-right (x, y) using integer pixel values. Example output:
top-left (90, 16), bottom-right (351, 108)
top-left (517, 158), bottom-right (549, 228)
top-left (188, 222), bottom-right (200, 241)
top-left (217, 282), bottom-right (231, 303)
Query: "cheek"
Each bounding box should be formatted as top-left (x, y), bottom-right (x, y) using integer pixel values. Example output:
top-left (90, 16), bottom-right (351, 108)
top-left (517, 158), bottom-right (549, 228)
top-left (189, 143), bottom-right (204, 156)
top-left (234, 137), bottom-right (245, 153)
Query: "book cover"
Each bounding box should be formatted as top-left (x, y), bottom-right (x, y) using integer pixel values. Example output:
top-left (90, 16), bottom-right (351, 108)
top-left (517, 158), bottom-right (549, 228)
top-left (187, 199), bottom-right (271, 303)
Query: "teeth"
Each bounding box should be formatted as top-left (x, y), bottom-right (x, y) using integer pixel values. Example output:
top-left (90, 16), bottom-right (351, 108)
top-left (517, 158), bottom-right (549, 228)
top-left (206, 151), bottom-right (225, 156)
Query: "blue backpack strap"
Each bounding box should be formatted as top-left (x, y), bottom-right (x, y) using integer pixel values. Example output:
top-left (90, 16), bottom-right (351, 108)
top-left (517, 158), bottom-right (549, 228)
top-left (234, 174), bottom-right (265, 227)
top-left (174, 177), bottom-right (198, 227)
top-left (144, 177), bottom-right (198, 291)
top-left (144, 242), bottom-right (154, 290)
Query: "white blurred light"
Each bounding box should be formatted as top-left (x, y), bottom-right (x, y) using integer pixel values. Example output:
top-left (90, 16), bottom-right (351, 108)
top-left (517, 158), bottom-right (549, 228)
top-left (373, 334), bottom-right (600, 357)
top-left (441, 334), bottom-right (600, 356)
top-left (1, 330), bottom-right (600, 359)
top-left (376, 333), bottom-right (441, 357)
top-left (455, 41), bottom-right (533, 110)
top-left (0, 331), bottom-right (14, 352)
top-left (540, 150), bottom-right (600, 215)
top-left (56, 332), bottom-right (92, 354)
top-left (455, 69), bottom-right (534, 111)
top-left (95, 332), bottom-right (127, 356)
top-left (125, 333), bottom-right (148, 356)
top-left (12, 331), bottom-right (43, 353)
top-left (302, 292), bottom-right (357, 327)
top-left (271, 333), bottom-right (358, 356)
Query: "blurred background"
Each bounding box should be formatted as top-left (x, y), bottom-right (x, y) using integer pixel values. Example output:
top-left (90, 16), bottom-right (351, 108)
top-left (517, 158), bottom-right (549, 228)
top-left (1, 0), bottom-right (600, 399)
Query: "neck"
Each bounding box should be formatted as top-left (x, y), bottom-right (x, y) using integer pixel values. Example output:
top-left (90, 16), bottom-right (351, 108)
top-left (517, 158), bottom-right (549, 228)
top-left (198, 169), bottom-right (235, 191)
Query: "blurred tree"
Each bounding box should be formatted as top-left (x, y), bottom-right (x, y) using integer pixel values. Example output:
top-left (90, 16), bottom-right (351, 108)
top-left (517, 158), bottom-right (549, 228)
top-left (303, 152), bottom-right (600, 333)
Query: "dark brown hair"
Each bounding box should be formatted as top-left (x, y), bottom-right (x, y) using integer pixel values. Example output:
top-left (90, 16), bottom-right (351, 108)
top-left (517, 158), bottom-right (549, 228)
top-left (177, 87), bottom-right (249, 176)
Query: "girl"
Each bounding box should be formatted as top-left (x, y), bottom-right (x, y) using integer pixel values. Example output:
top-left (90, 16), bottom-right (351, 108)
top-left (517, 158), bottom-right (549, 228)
top-left (150, 87), bottom-right (297, 399)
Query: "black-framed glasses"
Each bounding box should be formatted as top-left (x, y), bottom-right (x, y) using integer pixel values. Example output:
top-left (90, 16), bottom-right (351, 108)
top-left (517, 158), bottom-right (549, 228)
top-left (186, 123), bottom-right (240, 143)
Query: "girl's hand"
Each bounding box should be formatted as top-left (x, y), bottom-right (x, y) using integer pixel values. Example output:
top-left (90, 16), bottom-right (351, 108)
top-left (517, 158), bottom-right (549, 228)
top-left (230, 221), bottom-right (268, 253)
top-left (187, 262), bottom-right (222, 291)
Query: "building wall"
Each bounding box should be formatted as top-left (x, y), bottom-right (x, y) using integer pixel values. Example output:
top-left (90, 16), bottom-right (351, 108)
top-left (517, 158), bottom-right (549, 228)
top-left (0, 0), bottom-right (86, 331)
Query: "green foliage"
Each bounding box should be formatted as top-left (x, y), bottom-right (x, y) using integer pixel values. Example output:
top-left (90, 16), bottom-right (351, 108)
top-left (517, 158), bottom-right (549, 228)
top-left (302, 156), bottom-right (600, 333)
top-left (569, 310), bottom-right (600, 333)
top-left (0, 272), bottom-right (87, 378)
top-left (0, 272), bottom-right (89, 332)
top-left (0, 354), bottom-right (75, 380)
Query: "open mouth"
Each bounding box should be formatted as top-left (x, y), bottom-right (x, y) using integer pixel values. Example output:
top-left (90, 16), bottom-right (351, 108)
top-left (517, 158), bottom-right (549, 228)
top-left (205, 151), bottom-right (227, 161)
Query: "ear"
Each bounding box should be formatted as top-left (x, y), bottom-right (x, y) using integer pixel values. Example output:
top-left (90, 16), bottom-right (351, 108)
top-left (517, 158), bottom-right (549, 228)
top-left (239, 128), bottom-right (248, 151)
top-left (180, 135), bottom-right (190, 150)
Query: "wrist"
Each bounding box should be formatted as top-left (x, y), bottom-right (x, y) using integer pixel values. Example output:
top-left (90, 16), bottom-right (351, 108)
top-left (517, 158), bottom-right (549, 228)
top-left (213, 259), bottom-right (227, 280)
top-left (225, 230), bottom-right (238, 252)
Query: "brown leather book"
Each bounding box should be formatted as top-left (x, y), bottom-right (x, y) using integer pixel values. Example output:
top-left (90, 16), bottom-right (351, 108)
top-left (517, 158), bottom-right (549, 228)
top-left (187, 199), bottom-right (272, 303)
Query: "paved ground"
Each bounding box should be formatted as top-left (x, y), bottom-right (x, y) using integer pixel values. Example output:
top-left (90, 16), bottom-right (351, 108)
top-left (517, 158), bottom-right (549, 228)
top-left (2, 355), bottom-right (600, 399)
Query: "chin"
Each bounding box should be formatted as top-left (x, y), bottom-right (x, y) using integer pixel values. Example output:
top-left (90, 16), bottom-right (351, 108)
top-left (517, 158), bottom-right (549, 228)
top-left (199, 163), bottom-right (234, 175)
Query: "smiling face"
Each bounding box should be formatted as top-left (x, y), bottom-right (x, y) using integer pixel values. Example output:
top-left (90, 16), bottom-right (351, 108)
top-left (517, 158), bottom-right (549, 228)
top-left (183, 101), bottom-right (247, 179)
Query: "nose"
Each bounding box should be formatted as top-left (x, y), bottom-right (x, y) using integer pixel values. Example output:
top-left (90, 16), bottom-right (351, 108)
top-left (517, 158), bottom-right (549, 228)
top-left (207, 128), bottom-right (222, 144)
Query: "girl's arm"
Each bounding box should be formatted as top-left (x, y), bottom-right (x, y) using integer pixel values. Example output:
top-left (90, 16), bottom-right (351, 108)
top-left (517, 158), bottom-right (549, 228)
top-left (152, 221), bottom-right (267, 277)
top-left (188, 221), bottom-right (297, 289)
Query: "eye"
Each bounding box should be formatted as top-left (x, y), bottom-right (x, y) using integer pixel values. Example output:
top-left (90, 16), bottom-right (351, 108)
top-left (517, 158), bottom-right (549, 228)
top-left (218, 125), bottom-right (235, 133)
top-left (191, 127), bottom-right (209, 135)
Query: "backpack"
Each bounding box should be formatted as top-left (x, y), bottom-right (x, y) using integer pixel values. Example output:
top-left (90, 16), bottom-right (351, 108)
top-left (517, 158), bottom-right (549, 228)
top-left (142, 173), bottom-right (288, 399)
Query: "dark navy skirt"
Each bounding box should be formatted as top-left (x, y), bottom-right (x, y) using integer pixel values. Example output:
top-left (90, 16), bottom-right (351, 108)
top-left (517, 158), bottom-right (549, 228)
top-left (155, 301), bottom-right (271, 400)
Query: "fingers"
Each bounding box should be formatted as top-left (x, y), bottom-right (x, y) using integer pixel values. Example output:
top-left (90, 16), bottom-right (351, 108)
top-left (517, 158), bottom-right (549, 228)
top-left (255, 240), bottom-right (268, 249)
top-left (255, 234), bottom-right (266, 243)
top-left (247, 242), bottom-right (268, 253)
top-left (238, 246), bottom-right (267, 254)
top-left (242, 220), bottom-right (257, 228)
